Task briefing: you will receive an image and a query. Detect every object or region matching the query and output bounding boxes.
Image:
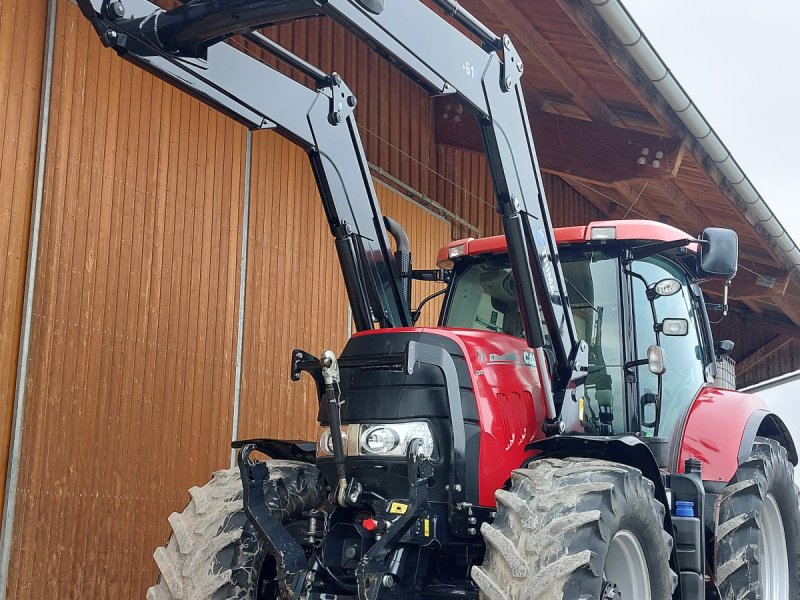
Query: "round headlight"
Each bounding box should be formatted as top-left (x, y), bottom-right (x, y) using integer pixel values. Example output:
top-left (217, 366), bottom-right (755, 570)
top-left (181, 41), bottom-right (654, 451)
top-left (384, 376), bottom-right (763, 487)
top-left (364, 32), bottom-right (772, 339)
top-left (360, 426), bottom-right (400, 455)
top-left (318, 428), bottom-right (347, 456)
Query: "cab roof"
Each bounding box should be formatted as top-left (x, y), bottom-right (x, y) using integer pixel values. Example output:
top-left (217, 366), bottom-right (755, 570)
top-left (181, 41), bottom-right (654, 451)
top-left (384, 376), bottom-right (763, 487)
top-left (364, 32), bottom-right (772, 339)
top-left (436, 220), bottom-right (695, 265)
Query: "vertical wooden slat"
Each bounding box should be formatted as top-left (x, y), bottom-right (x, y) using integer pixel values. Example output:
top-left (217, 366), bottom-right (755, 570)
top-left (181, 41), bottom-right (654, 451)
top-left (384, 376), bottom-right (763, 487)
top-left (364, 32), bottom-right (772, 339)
top-left (0, 0), bottom-right (47, 525)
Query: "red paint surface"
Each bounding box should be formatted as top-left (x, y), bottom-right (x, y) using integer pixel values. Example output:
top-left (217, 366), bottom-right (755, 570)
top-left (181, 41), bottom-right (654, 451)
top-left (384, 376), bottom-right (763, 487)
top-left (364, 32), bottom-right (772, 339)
top-left (678, 387), bottom-right (767, 481)
top-left (353, 327), bottom-right (546, 506)
top-left (437, 219), bottom-right (697, 265)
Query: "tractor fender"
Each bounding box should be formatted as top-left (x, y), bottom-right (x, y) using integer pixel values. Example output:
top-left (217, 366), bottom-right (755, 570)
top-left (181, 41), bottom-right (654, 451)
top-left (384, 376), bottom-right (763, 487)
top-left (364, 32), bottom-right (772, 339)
top-left (677, 387), bottom-right (797, 482)
top-left (526, 435), bottom-right (669, 513)
top-left (738, 409), bottom-right (798, 466)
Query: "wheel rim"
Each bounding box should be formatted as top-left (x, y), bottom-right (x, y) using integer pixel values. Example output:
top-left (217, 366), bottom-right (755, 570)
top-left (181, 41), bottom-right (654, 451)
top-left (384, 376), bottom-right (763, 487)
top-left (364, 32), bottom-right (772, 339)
top-left (604, 530), bottom-right (651, 600)
top-left (763, 493), bottom-right (790, 599)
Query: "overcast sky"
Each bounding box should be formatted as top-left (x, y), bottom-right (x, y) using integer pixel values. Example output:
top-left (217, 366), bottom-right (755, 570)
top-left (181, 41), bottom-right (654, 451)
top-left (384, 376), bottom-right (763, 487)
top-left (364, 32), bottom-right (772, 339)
top-left (621, 1), bottom-right (800, 466)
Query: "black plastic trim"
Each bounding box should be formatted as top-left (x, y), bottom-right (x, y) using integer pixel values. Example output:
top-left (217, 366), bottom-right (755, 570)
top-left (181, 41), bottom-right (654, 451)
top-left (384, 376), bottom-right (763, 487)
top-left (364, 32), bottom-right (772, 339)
top-left (739, 409), bottom-right (799, 466)
top-left (231, 438), bottom-right (317, 464)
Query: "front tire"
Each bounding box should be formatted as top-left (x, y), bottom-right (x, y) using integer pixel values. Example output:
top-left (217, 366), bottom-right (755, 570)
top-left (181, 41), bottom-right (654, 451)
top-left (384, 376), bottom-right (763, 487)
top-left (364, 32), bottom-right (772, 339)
top-left (146, 461), bottom-right (322, 600)
top-left (715, 437), bottom-right (800, 599)
top-left (472, 458), bottom-right (676, 600)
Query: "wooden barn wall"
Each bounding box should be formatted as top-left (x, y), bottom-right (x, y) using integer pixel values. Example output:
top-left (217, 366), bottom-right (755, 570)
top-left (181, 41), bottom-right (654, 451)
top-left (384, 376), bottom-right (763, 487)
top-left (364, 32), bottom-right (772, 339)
top-left (0, 0), bottom-right (47, 523)
top-left (237, 130), bottom-right (451, 443)
top-left (6, 2), bottom-right (247, 596)
top-left (4, 4), bottom-right (457, 596)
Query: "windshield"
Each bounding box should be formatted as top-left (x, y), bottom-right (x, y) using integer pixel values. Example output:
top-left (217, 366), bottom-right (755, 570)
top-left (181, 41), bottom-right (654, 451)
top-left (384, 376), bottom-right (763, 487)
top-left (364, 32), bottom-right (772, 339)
top-left (443, 250), bottom-right (627, 434)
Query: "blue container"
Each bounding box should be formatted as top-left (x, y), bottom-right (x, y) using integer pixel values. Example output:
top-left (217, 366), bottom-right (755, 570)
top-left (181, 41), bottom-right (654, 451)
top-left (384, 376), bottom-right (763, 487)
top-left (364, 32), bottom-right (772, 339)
top-left (675, 500), bottom-right (695, 517)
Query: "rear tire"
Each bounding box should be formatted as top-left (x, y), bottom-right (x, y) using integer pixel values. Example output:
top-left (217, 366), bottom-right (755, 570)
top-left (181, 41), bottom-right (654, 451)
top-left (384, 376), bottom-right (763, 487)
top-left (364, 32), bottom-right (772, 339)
top-left (472, 458), bottom-right (676, 600)
top-left (714, 437), bottom-right (800, 599)
top-left (146, 461), bottom-right (322, 600)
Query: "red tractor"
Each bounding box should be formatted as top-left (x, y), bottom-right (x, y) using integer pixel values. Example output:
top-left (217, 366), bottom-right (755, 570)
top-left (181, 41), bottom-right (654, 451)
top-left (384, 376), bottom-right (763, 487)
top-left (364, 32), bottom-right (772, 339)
top-left (78, 0), bottom-right (799, 598)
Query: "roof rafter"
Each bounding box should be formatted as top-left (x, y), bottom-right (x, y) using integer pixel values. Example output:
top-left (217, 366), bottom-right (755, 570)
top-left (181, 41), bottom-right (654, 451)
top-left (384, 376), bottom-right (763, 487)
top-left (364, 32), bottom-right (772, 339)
top-left (477, 0), bottom-right (618, 125)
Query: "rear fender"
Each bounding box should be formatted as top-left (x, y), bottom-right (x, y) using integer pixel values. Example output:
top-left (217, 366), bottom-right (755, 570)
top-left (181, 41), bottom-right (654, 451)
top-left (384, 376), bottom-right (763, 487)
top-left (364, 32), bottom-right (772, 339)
top-left (677, 387), bottom-right (797, 482)
top-left (738, 410), bottom-right (798, 466)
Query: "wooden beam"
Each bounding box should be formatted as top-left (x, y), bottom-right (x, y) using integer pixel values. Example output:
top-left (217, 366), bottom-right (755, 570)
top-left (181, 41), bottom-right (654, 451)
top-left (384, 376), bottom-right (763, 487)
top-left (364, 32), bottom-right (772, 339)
top-left (741, 298), bottom-right (765, 315)
top-left (770, 294), bottom-right (800, 328)
top-left (476, 0), bottom-right (618, 125)
top-left (548, 0), bottom-right (675, 132)
top-left (670, 143), bottom-right (688, 178)
top-left (435, 105), bottom-right (682, 184)
top-left (612, 180), bottom-right (673, 223)
top-left (649, 178), bottom-right (708, 229)
top-left (736, 335), bottom-right (793, 376)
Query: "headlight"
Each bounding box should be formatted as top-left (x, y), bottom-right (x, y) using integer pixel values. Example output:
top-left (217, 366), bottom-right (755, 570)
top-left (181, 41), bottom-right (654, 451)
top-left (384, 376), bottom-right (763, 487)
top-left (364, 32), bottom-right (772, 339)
top-left (318, 428), bottom-right (347, 456)
top-left (358, 422), bottom-right (436, 458)
top-left (361, 426), bottom-right (400, 454)
top-left (317, 422), bottom-right (437, 459)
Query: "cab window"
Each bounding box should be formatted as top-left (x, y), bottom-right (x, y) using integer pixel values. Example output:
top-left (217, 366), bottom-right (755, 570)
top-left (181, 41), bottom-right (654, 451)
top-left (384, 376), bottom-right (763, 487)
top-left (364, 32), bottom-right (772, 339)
top-left (630, 257), bottom-right (706, 438)
top-left (443, 251), bottom-right (627, 434)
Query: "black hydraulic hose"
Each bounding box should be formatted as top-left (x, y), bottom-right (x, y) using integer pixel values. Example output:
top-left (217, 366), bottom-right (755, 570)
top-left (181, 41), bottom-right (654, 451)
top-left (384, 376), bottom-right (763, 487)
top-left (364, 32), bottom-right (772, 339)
top-left (325, 381), bottom-right (347, 487)
top-left (320, 562), bottom-right (357, 593)
top-left (132, 0), bottom-right (322, 54)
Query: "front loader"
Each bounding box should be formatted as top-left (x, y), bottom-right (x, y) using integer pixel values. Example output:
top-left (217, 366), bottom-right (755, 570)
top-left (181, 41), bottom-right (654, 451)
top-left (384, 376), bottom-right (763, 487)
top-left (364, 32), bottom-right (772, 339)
top-left (78, 1), bottom-right (800, 598)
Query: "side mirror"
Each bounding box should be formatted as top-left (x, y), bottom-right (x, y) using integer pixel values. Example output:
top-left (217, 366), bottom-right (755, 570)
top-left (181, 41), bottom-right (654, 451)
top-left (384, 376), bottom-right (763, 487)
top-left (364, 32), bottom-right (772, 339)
top-left (641, 392), bottom-right (659, 428)
top-left (698, 227), bottom-right (738, 281)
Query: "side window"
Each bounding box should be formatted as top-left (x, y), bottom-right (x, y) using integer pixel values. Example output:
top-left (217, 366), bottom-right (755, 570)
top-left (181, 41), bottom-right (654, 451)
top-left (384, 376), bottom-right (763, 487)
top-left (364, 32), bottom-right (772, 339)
top-left (445, 263), bottom-right (523, 337)
top-left (631, 258), bottom-right (706, 438)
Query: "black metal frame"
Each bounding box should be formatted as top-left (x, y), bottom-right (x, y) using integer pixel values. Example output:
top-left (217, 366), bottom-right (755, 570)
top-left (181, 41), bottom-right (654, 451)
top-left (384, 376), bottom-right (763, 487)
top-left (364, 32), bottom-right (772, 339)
top-left (76, 0), bottom-right (588, 412)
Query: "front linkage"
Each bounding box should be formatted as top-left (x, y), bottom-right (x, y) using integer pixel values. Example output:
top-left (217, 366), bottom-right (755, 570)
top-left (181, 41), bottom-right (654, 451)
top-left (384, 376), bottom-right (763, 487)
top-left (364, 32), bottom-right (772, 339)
top-left (237, 438), bottom-right (434, 600)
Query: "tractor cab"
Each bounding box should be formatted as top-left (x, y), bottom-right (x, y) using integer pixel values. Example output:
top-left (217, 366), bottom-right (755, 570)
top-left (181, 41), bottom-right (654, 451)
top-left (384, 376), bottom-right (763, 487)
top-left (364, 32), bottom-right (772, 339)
top-left (436, 220), bottom-right (739, 465)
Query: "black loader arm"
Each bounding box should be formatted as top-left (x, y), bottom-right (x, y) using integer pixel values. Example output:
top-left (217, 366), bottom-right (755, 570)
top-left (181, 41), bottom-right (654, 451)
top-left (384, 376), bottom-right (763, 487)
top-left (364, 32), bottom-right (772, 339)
top-left (307, 0), bottom-right (590, 409)
top-left (77, 0), bottom-right (587, 416)
top-left (76, 0), bottom-right (411, 331)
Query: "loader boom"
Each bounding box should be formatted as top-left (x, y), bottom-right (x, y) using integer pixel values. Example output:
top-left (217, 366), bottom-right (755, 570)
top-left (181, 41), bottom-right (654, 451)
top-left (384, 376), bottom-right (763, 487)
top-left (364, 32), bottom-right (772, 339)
top-left (77, 0), bottom-right (587, 413)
